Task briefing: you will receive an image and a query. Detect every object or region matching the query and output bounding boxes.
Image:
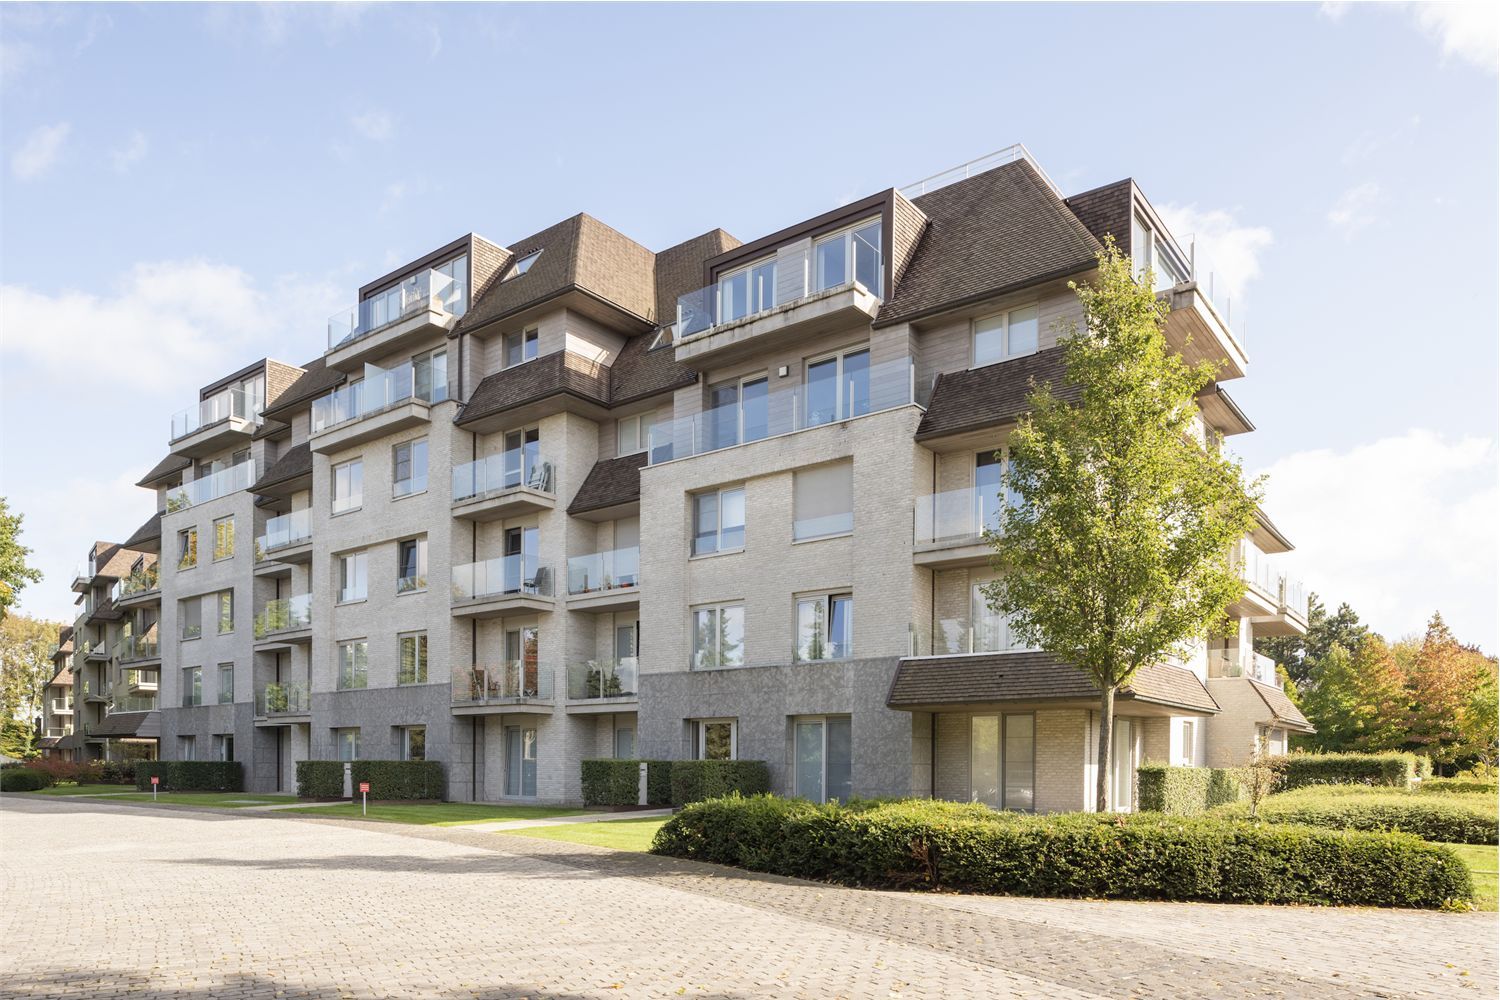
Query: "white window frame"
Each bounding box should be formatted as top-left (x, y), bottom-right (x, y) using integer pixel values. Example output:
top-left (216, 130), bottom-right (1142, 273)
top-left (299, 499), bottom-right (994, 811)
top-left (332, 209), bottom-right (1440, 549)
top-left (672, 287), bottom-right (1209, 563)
top-left (392, 437), bottom-right (428, 498)
top-left (177, 527), bottom-right (197, 570)
top-left (795, 593), bottom-right (853, 662)
top-left (1178, 719), bottom-right (1198, 767)
top-left (691, 603), bottom-right (745, 670)
top-left (691, 486), bottom-right (746, 556)
top-left (706, 373), bottom-right (770, 448)
top-left (968, 712), bottom-right (1036, 811)
top-left (216, 590), bottom-right (234, 635)
top-left (179, 735), bottom-right (197, 761)
top-left (503, 327), bottom-right (539, 369)
top-left (338, 552), bottom-right (368, 604)
top-left (968, 573), bottom-right (1035, 654)
top-left (396, 537), bottom-right (427, 595)
top-left (332, 459), bottom-right (363, 514)
top-left (792, 461), bottom-right (853, 542)
top-left (792, 715), bottom-right (853, 804)
top-left (216, 662), bottom-right (234, 704)
top-left (212, 515), bottom-right (234, 561)
top-left (813, 217), bottom-right (883, 296)
top-left (182, 666), bottom-right (202, 707)
top-left (716, 255), bottom-right (777, 324)
top-left (401, 725), bottom-right (426, 761)
top-left (616, 411), bottom-right (660, 456)
top-left (337, 640), bottom-right (368, 690)
top-left (971, 304), bottom-right (1041, 368)
top-left (803, 346), bottom-right (871, 426)
top-left (180, 597), bottom-right (202, 640)
top-left (411, 348), bottom-right (448, 404)
top-left (695, 719), bottom-right (738, 760)
top-left (398, 631), bottom-right (428, 685)
top-left (336, 727), bottom-right (361, 761)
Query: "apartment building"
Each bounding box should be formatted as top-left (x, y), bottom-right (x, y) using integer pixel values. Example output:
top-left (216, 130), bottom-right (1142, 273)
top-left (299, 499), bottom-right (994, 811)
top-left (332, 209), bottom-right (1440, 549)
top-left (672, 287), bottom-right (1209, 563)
top-left (37, 628), bottom-right (74, 757)
top-left (85, 145), bottom-right (1307, 808)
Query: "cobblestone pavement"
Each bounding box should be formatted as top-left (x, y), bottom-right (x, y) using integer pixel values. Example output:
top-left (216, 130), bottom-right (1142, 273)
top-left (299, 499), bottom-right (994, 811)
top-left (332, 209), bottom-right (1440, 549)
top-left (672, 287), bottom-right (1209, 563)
top-left (2, 796), bottom-right (1494, 999)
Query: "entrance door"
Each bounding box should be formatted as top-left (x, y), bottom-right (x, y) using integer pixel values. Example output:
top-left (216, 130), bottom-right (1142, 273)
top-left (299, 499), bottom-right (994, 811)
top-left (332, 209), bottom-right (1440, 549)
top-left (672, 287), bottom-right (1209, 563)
top-left (505, 725), bottom-right (537, 797)
top-left (1110, 718), bottom-right (1135, 812)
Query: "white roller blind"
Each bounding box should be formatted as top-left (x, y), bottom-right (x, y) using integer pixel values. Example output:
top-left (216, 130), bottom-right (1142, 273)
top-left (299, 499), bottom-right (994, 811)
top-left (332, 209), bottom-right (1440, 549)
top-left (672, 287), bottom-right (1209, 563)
top-left (793, 461), bottom-right (853, 540)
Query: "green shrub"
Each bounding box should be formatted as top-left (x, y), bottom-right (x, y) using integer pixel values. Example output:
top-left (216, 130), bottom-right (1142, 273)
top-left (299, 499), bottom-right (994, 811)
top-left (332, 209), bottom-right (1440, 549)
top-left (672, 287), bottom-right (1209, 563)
top-left (1219, 786), bottom-right (1496, 845)
top-left (1276, 751), bottom-right (1426, 791)
top-left (581, 759), bottom-right (672, 807)
top-left (100, 760), bottom-right (137, 785)
top-left (1138, 765), bottom-right (1245, 814)
top-left (296, 760), bottom-right (347, 798)
top-left (650, 795), bottom-right (1473, 909)
top-left (669, 760), bottom-right (770, 807)
top-left (1, 768), bottom-right (52, 792)
top-left (351, 760), bottom-right (446, 800)
top-left (134, 761), bottom-right (243, 792)
top-left (1420, 778), bottom-right (1498, 797)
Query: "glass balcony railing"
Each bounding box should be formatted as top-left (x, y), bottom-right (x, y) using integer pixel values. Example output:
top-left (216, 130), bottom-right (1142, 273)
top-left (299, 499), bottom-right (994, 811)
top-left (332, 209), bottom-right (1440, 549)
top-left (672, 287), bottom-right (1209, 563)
top-left (117, 563), bottom-right (160, 599)
top-left (109, 692), bottom-right (157, 714)
top-left (312, 362), bottom-right (417, 433)
top-left (255, 509), bottom-right (312, 560)
top-left (646, 356), bottom-right (914, 466)
top-left (117, 635), bottom-right (159, 662)
top-left (1208, 649), bottom-right (1279, 685)
top-left (567, 547), bottom-right (640, 596)
top-left (44, 726), bottom-right (72, 739)
top-left (914, 487), bottom-right (1010, 545)
top-left (451, 450), bottom-right (555, 502)
top-left (567, 657), bottom-right (638, 700)
top-left (253, 595), bottom-right (312, 639)
top-left (165, 461), bottom-right (256, 512)
top-left (49, 698), bottom-right (73, 714)
top-left (170, 386), bottom-right (260, 441)
top-left (454, 661), bottom-right (553, 704)
top-left (451, 556), bottom-right (552, 603)
top-left (1280, 576), bottom-right (1308, 620)
top-left (907, 618), bottom-right (1035, 658)
top-left (328, 269), bottom-right (467, 350)
top-left (123, 667), bottom-right (158, 691)
top-left (257, 681), bottom-right (310, 716)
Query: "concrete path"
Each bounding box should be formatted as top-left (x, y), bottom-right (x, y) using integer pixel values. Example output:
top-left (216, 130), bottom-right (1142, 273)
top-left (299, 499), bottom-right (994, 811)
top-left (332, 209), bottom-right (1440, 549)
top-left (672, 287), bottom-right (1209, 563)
top-left (3, 794), bottom-right (1494, 999)
top-left (464, 807), bottom-right (673, 831)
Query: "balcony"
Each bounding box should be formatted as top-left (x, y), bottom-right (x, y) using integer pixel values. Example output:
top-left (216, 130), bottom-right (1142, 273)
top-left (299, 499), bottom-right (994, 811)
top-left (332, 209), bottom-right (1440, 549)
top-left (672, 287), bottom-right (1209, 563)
top-left (49, 698), bottom-right (73, 715)
top-left (673, 233), bottom-right (883, 366)
top-left (255, 509), bottom-right (313, 565)
top-left (114, 564), bottom-right (161, 608)
top-left (451, 661), bottom-right (554, 713)
top-left (325, 268), bottom-right (467, 369)
top-left (109, 692), bottom-right (157, 714)
top-left (1231, 543), bottom-right (1308, 637)
top-left (565, 547), bottom-right (640, 612)
top-left (451, 451), bottom-right (556, 521)
top-left (83, 679), bottom-right (111, 704)
top-left (908, 618), bottom-right (1034, 658)
top-left (253, 595), bottom-right (313, 647)
top-left (1208, 649), bottom-right (1279, 686)
top-left (83, 641), bottom-right (109, 664)
top-left (255, 681), bottom-right (311, 724)
top-left (450, 557), bottom-right (554, 619)
top-left (309, 361), bottom-right (435, 454)
top-left (43, 726), bottom-right (72, 739)
top-left (122, 667), bottom-right (159, 692)
top-left (566, 658), bottom-right (638, 710)
top-left (117, 636), bottom-right (160, 665)
top-left (70, 566), bottom-right (90, 593)
top-left (647, 355), bottom-right (915, 466)
top-left (913, 486), bottom-right (1006, 568)
top-left (169, 386), bottom-right (261, 458)
top-left (165, 461), bottom-right (256, 513)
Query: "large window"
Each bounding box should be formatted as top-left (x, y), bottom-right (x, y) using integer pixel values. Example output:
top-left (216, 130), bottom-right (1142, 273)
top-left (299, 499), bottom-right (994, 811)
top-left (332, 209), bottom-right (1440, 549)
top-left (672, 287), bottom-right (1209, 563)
top-left (691, 486), bottom-right (745, 556)
top-left (398, 632), bottom-right (427, 685)
top-left (180, 597), bottom-right (202, 640)
top-left (216, 663), bottom-right (234, 704)
top-left (814, 219), bottom-right (882, 295)
top-left (804, 348), bottom-right (870, 427)
top-left (336, 728), bottom-right (361, 761)
top-left (794, 716), bottom-right (852, 804)
top-left (696, 720), bottom-right (737, 760)
top-left (969, 713), bottom-right (1035, 811)
top-left (501, 427), bottom-right (542, 489)
top-left (1178, 719), bottom-right (1198, 767)
top-left (396, 537), bottom-right (427, 594)
top-left (212, 734), bottom-right (234, 762)
top-left (972, 304), bottom-right (1040, 367)
top-left (181, 667), bottom-right (202, 707)
top-left (177, 527), bottom-right (197, 571)
top-left (337, 641), bottom-right (368, 690)
top-left (216, 590), bottom-right (234, 634)
top-left (717, 257), bottom-right (776, 324)
top-left (332, 459), bottom-right (363, 514)
top-left (970, 578), bottom-right (1033, 653)
top-left (504, 328), bottom-right (539, 368)
top-left (393, 439), bottom-right (428, 498)
top-left (179, 735), bottom-right (197, 761)
top-left (413, 349), bottom-right (448, 403)
top-left (212, 516), bottom-right (235, 561)
top-left (504, 725), bottom-right (538, 796)
top-left (706, 375), bottom-right (769, 450)
top-left (1131, 213), bottom-right (1188, 291)
top-left (793, 461), bottom-right (853, 541)
top-left (401, 726), bottom-right (427, 761)
top-left (338, 552), bottom-right (368, 603)
top-left (796, 594), bottom-right (853, 661)
top-left (616, 412), bottom-right (660, 456)
top-left (691, 604), bottom-right (745, 669)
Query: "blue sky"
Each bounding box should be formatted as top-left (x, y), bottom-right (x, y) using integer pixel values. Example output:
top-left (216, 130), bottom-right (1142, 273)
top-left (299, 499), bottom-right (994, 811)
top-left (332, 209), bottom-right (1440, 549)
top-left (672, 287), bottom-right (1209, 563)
top-left (2, 3), bottom-right (1496, 648)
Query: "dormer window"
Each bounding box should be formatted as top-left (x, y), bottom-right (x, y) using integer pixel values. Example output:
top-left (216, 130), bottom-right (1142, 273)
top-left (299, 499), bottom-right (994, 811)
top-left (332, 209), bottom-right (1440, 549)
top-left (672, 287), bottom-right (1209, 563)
top-left (814, 220), bottom-right (882, 297)
top-left (504, 328), bottom-right (539, 369)
top-left (505, 250), bottom-right (542, 281)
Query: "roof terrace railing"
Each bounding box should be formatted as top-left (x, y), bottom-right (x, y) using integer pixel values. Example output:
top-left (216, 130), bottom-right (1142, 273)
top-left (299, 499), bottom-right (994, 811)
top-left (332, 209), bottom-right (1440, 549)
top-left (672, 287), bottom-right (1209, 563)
top-left (898, 143), bottom-right (1062, 200)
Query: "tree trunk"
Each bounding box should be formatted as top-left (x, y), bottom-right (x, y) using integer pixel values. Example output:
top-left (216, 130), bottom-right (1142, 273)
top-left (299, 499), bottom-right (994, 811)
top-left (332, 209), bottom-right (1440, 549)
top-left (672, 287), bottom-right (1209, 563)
top-left (1096, 685), bottom-right (1115, 813)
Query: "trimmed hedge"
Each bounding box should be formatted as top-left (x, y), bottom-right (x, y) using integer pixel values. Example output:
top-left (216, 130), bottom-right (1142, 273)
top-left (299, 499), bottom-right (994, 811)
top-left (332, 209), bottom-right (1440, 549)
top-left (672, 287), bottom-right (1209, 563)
top-left (352, 760), bottom-right (446, 800)
top-left (135, 761), bottom-right (243, 792)
top-left (650, 795), bottom-right (1474, 909)
top-left (1, 768), bottom-right (52, 792)
top-left (1275, 752), bottom-right (1428, 791)
top-left (1138, 765), bottom-right (1245, 815)
top-left (669, 760), bottom-right (770, 807)
top-left (1421, 778), bottom-right (1499, 797)
top-left (581, 759), bottom-right (672, 807)
top-left (1219, 786), bottom-right (1497, 845)
top-left (296, 760), bottom-right (346, 799)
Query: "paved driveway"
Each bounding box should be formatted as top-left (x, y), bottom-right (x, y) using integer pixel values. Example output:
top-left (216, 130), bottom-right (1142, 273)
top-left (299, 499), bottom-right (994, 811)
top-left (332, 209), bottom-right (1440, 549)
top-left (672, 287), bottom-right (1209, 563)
top-left (2, 796), bottom-right (1494, 999)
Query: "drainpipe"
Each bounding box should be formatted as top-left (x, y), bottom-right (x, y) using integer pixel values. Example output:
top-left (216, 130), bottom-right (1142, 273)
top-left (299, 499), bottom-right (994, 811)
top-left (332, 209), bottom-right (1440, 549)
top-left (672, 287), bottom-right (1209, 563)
top-left (929, 714), bottom-right (937, 799)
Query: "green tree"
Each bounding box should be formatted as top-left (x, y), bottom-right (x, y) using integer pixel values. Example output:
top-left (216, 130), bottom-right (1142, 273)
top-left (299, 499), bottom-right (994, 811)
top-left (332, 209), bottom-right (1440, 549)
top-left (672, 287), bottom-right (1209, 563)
top-left (0, 614), bottom-right (63, 757)
top-left (1405, 613), bottom-right (1494, 771)
top-left (0, 718), bottom-right (37, 760)
top-left (1462, 654), bottom-right (1499, 770)
top-left (1256, 595), bottom-right (1368, 690)
top-left (984, 242), bottom-right (1261, 812)
top-left (0, 498), bottom-right (43, 622)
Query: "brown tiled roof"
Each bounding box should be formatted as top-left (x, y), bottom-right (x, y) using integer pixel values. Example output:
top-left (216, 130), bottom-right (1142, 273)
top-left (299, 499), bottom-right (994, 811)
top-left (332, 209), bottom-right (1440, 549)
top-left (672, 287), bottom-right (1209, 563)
top-left (876, 160), bottom-right (1102, 327)
top-left (47, 666), bottom-right (73, 687)
top-left (568, 452), bottom-right (648, 515)
top-left (1064, 179), bottom-right (1134, 253)
top-left (259, 357), bottom-right (345, 421)
top-left (609, 334), bottom-right (697, 406)
top-left (90, 711), bottom-right (160, 739)
top-left (653, 229), bottom-right (741, 327)
top-left (94, 544), bottom-right (139, 581)
top-left (252, 442), bottom-right (313, 493)
top-left (137, 453), bottom-right (190, 488)
top-left (123, 512), bottom-right (162, 549)
top-left (888, 651), bottom-right (1219, 713)
top-left (456, 214), bottom-right (657, 333)
top-left (456, 351), bottom-right (610, 428)
top-left (87, 598), bottom-right (123, 624)
top-left (1251, 680), bottom-right (1315, 733)
top-left (915, 347), bottom-right (1078, 440)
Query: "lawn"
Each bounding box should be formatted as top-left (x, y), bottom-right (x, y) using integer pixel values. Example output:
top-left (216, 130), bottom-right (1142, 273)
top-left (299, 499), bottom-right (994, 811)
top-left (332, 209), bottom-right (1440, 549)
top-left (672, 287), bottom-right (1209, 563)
top-left (20, 783), bottom-right (134, 797)
top-left (506, 816), bottom-right (668, 851)
top-left (276, 802), bottom-right (588, 826)
top-left (1447, 843), bottom-right (1499, 911)
top-left (113, 792), bottom-right (298, 808)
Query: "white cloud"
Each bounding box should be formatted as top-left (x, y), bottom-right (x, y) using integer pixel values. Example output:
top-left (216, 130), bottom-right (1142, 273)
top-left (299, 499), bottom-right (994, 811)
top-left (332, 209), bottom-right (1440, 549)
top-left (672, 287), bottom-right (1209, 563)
top-left (0, 38), bottom-right (47, 81)
top-left (10, 122), bottom-right (70, 180)
top-left (109, 130), bottom-right (148, 172)
top-left (1257, 430), bottom-right (1498, 651)
top-left (1319, 2), bottom-right (1350, 22)
top-left (1326, 181), bottom-right (1383, 237)
top-left (1153, 203), bottom-right (1273, 302)
top-left (427, 25), bottom-right (443, 59)
top-left (351, 109), bottom-right (394, 142)
top-left (1411, 2), bottom-right (1498, 73)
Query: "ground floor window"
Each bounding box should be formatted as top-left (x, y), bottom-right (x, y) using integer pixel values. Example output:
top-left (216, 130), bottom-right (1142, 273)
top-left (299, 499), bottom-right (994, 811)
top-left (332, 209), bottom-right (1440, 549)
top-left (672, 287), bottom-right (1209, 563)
top-left (614, 726), bottom-right (635, 759)
top-left (1177, 719), bottom-right (1198, 766)
top-left (1110, 718), bottom-right (1136, 812)
top-left (695, 719), bottom-right (736, 760)
top-left (212, 734), bottom-right (234, 761)
top-left (401, 725), bottom-right (426, 761)
top-left (336, 727), bottom-right (360, 761)
top-left (505, 726), bottom-right (537, 796)
top-left (969, 713), bottom-right (1034, 811)
top-left (178, 735), bottom-right (196, 761)
top-left (793, 716), bottom-right (852, 804)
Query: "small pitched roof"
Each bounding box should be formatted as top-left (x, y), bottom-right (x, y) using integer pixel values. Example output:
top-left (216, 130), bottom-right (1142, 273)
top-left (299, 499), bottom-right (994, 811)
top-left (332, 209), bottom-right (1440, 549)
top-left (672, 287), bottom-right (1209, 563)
top-left (89, 711), bottom-right (159, 738)
top-left (876, 160), bottom-right (1102, 327)
top-left (123, 512), bottom-right (162, 550)
top-left (1251, 680), bottom-right (1315, 733)
top-left (259, 357), bottom-right (346, 421)
top-left (568, 453), bottom-right (647, 516)
top-left (136, 453), bottom-right (191, 489)
top-left (1064, 178), bottom-right (1135, 252)
top-left (457, 351), bottom-right (611, 428)
top-left (915, 347), bottom-right (1079, 440)
top-left (252, 442), bottom-right (313, 494)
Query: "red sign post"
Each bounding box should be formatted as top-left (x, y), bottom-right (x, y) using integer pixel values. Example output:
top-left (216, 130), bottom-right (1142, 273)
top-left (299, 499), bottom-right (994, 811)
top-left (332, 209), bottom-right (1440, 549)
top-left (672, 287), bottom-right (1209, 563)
top-left (359, 781), bottom-right (370, 816)
top-left (151, 775), bottom-right (159, 801)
